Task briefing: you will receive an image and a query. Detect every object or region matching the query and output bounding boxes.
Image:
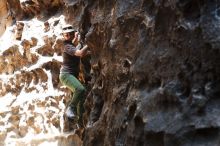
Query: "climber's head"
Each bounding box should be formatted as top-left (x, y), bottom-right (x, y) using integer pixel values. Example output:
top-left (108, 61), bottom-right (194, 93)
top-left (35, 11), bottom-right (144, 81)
top-left (62, 24), bottom-right (75, 40)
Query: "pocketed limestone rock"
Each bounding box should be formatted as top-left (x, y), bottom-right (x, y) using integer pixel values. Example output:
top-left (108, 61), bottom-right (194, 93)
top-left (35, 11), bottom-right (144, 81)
top-left (15, 22), bottom-right (24, 40)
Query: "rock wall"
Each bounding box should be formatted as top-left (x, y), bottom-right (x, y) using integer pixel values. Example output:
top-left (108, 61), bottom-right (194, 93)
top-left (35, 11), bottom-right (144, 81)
top-left (77, 0), bottom-right (220, 146)
top-left (0, 1), bottom-right (83, 144)
top-left (0, 0), bottom-right (12, 36)
top-left (1, 0), bottom-right (220, 146)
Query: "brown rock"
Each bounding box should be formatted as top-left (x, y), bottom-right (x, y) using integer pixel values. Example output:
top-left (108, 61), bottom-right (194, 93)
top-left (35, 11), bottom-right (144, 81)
top-left (8, 115), bottom-right (20, 121)
top-left (56, 134), bottom-right (82, 146)
top-left (6, 125), bottom-right (19, 134)
top-left (37, 44), bottom-right (54, 56)
top-left (0, 121), bottom-right (4, 126)
top-left (21, 39), bottom-right (35, 62)
top-left (31, 37), bottom-right (38, 47)
top-left (0, 132), bottom-right (6, 142)
top-left (15, 22), bottom-right (24, 40)
top-left (26, 116), bottom-right (35, 126)
top-left (33, 125), bottom-right (42, 134)
top-left (21, 39), bottom-right (31, 49)
top-left (51, 117), bottom-right (60, 129)
top-left (28, 104), bottom-right (35, 111)
top-left (20, 0), bottom-right (40, 17)
top-left (19, 126), bottom-right (28, 137)
top-left (53, 38), bottom-right (64, 55)
top-left (11, 106), bottom-right (20, 115)
top-left (0, 0), bottom-right (12, 36)
top-left (6, 64), bottom-right (15, 74)
top-left (44, 21), bottom-right (50, 32)
top-left (36, 100), bottom-right (46, 107)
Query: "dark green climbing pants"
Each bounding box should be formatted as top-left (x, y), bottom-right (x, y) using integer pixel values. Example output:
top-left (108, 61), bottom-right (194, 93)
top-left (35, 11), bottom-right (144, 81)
top-left (59, 73), bottom-right (86, 122)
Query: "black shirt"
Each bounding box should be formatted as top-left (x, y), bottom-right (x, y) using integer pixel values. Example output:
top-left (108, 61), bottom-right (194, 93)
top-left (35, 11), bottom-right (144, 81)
top-left (61, 40), bottom-right (80, 76)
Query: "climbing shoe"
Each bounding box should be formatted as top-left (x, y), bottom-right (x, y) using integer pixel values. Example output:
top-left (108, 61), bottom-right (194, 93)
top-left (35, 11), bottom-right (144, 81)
top-left (65, 106), bottom-right (78, 121)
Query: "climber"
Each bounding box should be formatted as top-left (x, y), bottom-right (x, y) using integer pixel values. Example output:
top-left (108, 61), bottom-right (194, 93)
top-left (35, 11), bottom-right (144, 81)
top-left (59, 24), bottom-right (90, 127)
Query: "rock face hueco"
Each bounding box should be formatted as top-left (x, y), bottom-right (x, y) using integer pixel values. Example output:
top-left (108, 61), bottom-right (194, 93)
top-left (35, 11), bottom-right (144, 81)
top-left (1, 0), bottom-right (220, 146)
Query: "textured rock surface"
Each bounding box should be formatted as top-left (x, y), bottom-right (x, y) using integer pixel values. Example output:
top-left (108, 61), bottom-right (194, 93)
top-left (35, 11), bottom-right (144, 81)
top-left (1, 0), bottom-right (220, 146)
top-left (0, 3), bottom-right (81, 144)
top-left (76, 0), bottom-right (220, 146)
top-left (0, 0), bottom-right (12, 36)
top-left (7, 0), bottom-right (64, 19)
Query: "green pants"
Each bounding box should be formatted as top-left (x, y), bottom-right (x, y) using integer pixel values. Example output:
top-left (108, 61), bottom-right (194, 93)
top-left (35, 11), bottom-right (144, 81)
top-left (59, 73), bottom-right (86, 121)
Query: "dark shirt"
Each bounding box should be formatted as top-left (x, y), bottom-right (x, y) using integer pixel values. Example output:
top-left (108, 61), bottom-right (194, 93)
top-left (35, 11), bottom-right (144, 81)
top-left (61, 40), bottom-right (80, 76)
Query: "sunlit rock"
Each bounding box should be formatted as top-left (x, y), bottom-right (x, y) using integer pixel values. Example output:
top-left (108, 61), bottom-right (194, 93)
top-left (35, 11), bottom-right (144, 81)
top-left (21, 39), bottom-right (32, 61)
top-left (19, 126), bottom-right (28, 137)
top-left (37, 44), bottom-right (54, 56)
top-left (0, 132), bottom-right (7, 145)
top-left (33, 124), bottom-right (42, 134)
top-left (19, 0), bottom-right (64, 18)
top-left (51, 117), bottom-right (61, 129)
top-left (8, 0), bottom-right (220, 145)
top-left (11, 106), bottom-right (20, 115)
top-left (43, 21), bottom-right (50, 32)
top-left (30, 37), bottom-right (38, 47)
top-left (57, 134), bottom-right (83, 146)
top-left (26, 116), bottom-right (35, 127)
top-left (53, 38), bottom-right (63, 55)
top-left (0, 0), bottom-right (12, 36)
top-left (42, 59), bottom-right (61, 88)
top-left (7, 64), bottom-right (15, 74)
top-left (28, 103), bottom-right (35, 111)
top-left (1, 45), bottom-right (38, 73)
top-left (15, 22), bottom-right (24, 40)
top-left (20, 0), bottom-right (40, 17)
top-left (36, 35), bottom-right (56, 56)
